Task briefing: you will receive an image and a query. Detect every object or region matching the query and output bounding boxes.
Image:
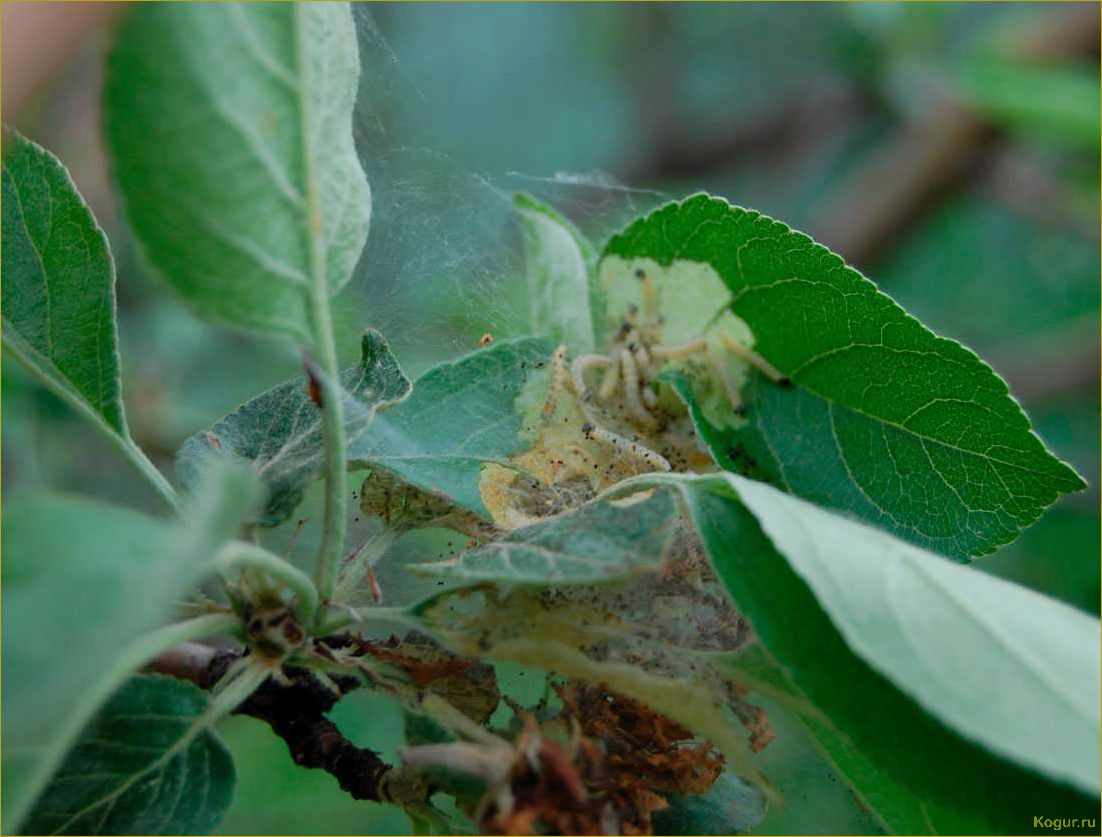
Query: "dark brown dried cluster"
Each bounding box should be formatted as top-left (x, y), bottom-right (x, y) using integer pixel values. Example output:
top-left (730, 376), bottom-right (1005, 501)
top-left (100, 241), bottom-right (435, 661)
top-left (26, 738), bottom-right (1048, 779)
top-left (482, 683), bottom-right (726, 836)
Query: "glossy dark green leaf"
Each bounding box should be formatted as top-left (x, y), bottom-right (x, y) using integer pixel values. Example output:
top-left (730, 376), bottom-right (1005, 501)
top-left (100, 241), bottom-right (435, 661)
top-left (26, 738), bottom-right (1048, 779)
top-left (177, 330), bottom-right (410, 525)
top-left (633, 472), bottom-right (1099, 833)
top-left (602, 195), bottom-right (1085, 558)
top-left (105, 2), bottom-right (369, 343)
top-left (348, 337), bottom-right (554, 517)
top-left (22, 676), bottom-right (234, 836)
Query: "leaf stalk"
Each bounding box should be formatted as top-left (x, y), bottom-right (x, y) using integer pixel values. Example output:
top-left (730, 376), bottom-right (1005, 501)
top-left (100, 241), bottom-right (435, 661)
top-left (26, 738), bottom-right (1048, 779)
top-left (216, 541), bottom-right (319, 626)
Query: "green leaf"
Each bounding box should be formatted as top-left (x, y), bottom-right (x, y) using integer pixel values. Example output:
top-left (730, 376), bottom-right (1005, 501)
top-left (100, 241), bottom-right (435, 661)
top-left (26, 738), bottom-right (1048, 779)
top-left (633, 471), bottom-right (1099, 832)
top-left (661, 370), bottom-right (783, 483)
top-left (418, 489), bottom-right (677, 584)
top-left (652, 772), bottom-right (767, 836)
top-left (602, 195), bottom-right (1085, 558)
top-left (104, 2), bottom-right (369, 343)
top-left (21, 676), bottom-right (234, 836)
top-left (3, 498), bottom-right (162, 834)
top-left (1, 131), bottom-right (178, 510)
top-left (177, 330), bottom-right (410, 526)
top-left (1, 465), bottom-right (258, 833)
top-left (2, 130), bottom-right (125, 433)
top-left (958, 58), bottom-right (1100, 151)
top-left (349, 337), bottom-right (555, 517)
top-left (515, 192), bottom-right (597, 353)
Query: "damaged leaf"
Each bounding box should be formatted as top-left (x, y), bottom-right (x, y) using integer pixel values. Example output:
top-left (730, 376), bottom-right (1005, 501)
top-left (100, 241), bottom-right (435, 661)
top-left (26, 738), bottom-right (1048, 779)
top-left (418, 490), bottom-right (678, 584)
top-left (410, 512), bottom-right (765, 799)
top-left (652, 772), bottom-right (767, 836)
top-left (355, 633), bottom-right (501, 725)
top-left (177, 330), bottom-right (410, 526)
top-left (358, 468), bottom-right (494, 540)
top-left (602, 194), bottom-right (1085, 558)
top-left (404, 678), bottom-right (752, 837)
top-left (348, 337), bottom-right (554, 517)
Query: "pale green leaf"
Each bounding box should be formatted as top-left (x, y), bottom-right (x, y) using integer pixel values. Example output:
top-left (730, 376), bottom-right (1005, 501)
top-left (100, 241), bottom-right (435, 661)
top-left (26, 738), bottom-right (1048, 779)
top-left (602, 195), bottom-right (1085, 558)
top-left (104, 2), bottom-right (369, 343)
top-left (732, 472), bottom-right (1099, 794)
top-left (515, 192), bottom-right (596, 353)
top-left (349, 337), bottom-right (554, 516)
top-left (419, 489), bottom-right (677, 584)
top-left (22, 676), bottom-right (234, 836)
top-left (1, 131), bottom-right (177, 509)
top-left (3, 499), bottom-right (162, 834)
top-left (1, 465), bottom-right (258, 833)
top-left (177, 330), bottom-right (410, 525)
top-left (632, 471), bottom-right (1099, 832)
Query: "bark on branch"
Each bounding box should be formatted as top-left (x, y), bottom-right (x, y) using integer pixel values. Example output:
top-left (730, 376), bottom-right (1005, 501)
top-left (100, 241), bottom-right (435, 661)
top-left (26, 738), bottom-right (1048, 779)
top-left (148, 640), bottom-right (409, 803)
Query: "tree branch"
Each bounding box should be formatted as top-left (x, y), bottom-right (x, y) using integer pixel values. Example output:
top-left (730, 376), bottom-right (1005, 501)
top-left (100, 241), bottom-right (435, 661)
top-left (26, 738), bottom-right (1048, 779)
top-left (148, 640), bottom-right (421, 803)
top-left (811, 4), bottom-right (1100, 269)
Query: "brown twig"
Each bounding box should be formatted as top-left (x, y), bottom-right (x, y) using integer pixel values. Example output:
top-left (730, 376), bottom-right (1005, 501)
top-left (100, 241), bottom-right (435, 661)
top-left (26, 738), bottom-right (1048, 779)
top-left (812, 100), bottom-right (992, 268)
top-left (148, 641), bottom-right (413, 803)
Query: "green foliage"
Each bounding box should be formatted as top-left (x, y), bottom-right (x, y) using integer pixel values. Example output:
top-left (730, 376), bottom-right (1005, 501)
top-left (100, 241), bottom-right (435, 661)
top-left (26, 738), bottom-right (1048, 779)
top-left (421, 489), bottom-right (676, 583)
top-left (5, 5), bottom-right (1098, 834)
top-left (2, 497), bottom-right (164, 834)
top-left (635, 471), bottom-right (1098, 832)
top-left (23, 676), bottom-right (235, 836)
top-left (729, 473), bottom-right (1098, 794)
top-left (1, 464), bottom-right (256, 834)
top-left (177, 330), bottom-right (410, 526)
top-left (104, 2), bottom-right (370, 344)
top-left (603, 194), bottom-right (1085, 559)
top-left (348, 337), bottom-right (554, 516)
top-left (1, 131), bottom-right (177, 510)
top-left (515, 192), bottom-right (597, 353)
top-left (2, 131), bottom-right (125, 433)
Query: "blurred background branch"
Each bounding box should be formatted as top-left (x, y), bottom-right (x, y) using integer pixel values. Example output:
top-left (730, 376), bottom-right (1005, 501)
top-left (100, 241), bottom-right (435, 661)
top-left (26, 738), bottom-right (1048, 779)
top-left (812, 2), bottom-right (1099, 267)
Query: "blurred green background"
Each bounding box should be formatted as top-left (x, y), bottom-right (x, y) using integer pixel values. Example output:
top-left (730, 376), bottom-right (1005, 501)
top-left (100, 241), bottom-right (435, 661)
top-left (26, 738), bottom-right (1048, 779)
top-left (4, 3), bottom-right (1098, 834)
